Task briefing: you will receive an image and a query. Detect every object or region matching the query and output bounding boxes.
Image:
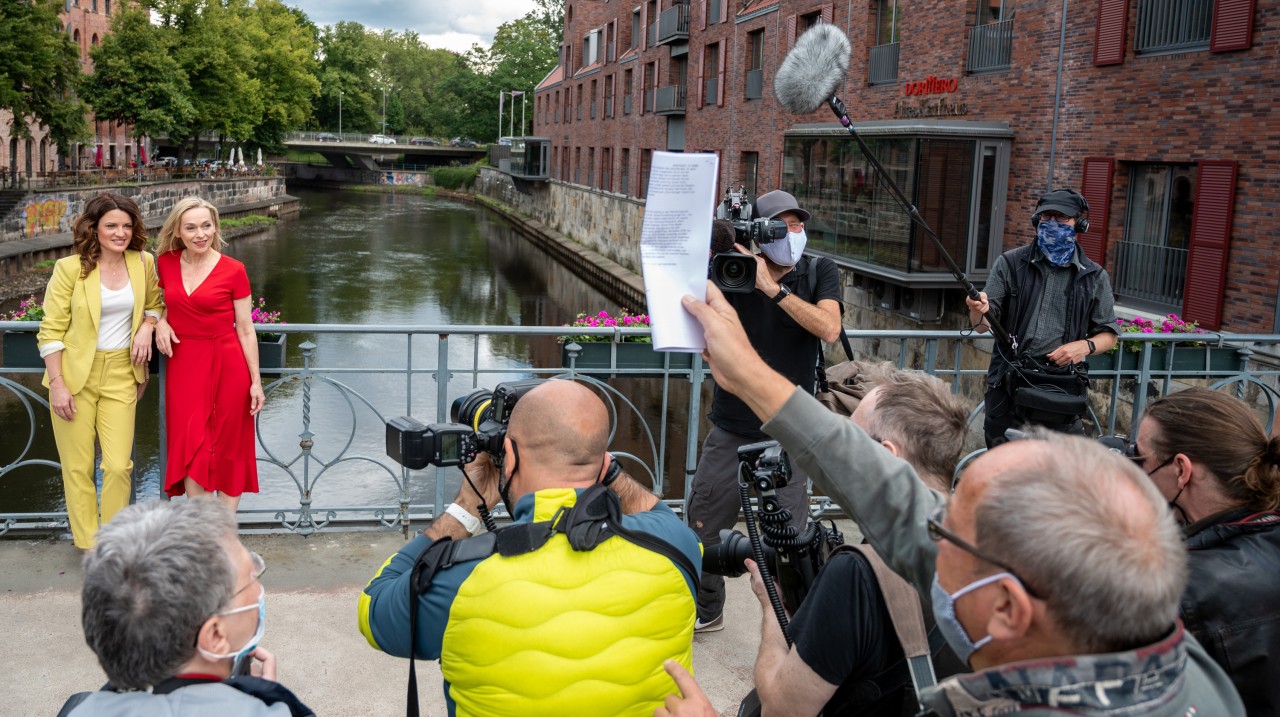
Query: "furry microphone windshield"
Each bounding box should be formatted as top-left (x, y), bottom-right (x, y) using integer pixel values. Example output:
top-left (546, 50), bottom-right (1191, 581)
top-left (773, 24), bottom-right (852, 115)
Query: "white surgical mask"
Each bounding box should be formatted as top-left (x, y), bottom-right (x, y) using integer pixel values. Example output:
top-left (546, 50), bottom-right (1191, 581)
top-left (760, 229), bottom-right (807, 267)
top-left (198, 586), bottom-right (266, 675)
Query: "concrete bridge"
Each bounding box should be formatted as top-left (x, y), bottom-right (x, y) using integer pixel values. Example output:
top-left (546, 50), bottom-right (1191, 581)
top-left (284, 137), bottom-right (486, 170)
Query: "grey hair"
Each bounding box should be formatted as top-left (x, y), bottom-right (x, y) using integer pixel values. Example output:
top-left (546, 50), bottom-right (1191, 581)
top-left (81, 498), bottom-right (238, 690)
top-left (974, 430), bottom-right (1187, 653)
top-left (857, 363), bottom-right (970, 491)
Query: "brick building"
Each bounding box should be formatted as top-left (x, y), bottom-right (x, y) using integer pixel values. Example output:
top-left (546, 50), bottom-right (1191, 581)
top-left (2, 0), bottom-right (138, 184)
top-left (533, 0), bottom-right (1277, 332)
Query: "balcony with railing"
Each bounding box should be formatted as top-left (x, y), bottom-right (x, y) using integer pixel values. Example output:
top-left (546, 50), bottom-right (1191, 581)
top-left (657, 3), bottom-right (690, 45)
top-left (869, 42), bottom-right (900, 85)
top-left (745, 69), bottom-right (764, 99)
top-left (654, 84), bottom-right (687, 115)
top-left (1113, 240), bottom-right (1189, 311)
top-left (966, 19), bottom-right (1014, 73)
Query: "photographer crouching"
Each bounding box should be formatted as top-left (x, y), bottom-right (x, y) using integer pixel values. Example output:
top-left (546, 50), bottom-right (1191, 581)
top-left (359, 379), bottom-right (702, 717)
top-left (691, 190), bottom-right (843, 634)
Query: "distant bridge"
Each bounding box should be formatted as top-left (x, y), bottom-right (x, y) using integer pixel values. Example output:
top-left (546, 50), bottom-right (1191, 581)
top-left (283, 132), bottom-right (485, 170)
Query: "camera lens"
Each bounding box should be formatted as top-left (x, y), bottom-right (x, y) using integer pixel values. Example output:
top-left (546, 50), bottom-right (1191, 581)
top-left (716, 257), bottom-right (752, 290)
top-left (702, 529), bottom-right (775, 577)
top-left (450, 389), bottom-right (493, 430)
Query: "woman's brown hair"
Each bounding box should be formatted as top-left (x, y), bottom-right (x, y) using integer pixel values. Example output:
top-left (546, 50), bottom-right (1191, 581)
top-left (1145, 387), bottom-right (1280, 511)
top-left (71, 193), bottom-right (148, 278)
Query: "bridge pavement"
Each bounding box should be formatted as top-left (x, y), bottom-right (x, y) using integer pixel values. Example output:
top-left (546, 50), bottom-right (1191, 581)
top-left (0, 520), bottom-right (861, 716)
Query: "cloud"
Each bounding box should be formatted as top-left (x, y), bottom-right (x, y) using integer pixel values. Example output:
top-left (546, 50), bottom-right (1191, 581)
top-left (291, 1), bottom-right (539, 53)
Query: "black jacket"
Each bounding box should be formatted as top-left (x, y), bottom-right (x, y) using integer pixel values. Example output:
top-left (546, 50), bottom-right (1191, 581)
top-left (1181, 508), bottom-right (1280, 716)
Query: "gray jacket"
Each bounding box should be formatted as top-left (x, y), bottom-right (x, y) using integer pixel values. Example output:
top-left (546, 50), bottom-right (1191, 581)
top-left (763, 389), bottom-right (1245, 717)
top-left (66, 682), bottom-right (296, 716)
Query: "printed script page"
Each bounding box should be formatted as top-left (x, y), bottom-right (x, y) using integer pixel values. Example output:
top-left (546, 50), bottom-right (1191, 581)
top-left (640, 151), bottom-right (718, 351)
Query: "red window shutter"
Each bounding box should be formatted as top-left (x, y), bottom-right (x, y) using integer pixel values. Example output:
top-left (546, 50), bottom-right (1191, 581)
top-left (1078, 158), bottom-right (1114, 265)
top-left (821, 4), bottom-right (835, 24)
top-left (1182, 160), bottom-right (1239, 330)
top-left (1211, 0), bottom-right (1255, 51)
top-left (1093, 0), bottom-right (1128, 66)
top-left (785, 14), bottom-right (798, 51)
top-left (717, 44), bottom-right (726, 105)
top-left (720, 0), bottom-right (729, 24)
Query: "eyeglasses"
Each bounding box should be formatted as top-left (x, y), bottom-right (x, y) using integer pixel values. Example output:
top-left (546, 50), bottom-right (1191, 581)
top-left (1130, 452), bottom-right (1175, 477)
top-left (1038, 212), bottom-right (1072, 224)
top-left (927, 504), bottom-right (1042, 599)
top-left (230, 551), bottom-right (267, 599)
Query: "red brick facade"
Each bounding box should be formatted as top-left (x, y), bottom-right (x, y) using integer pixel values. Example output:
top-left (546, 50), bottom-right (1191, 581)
top-left (534, 0), bottom-right (1278, 332)
top-left (2, 0), bottom-right (138, 182)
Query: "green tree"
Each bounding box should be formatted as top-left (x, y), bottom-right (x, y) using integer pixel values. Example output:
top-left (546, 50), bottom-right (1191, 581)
top-left (444, 12), bottom-right (560, 142)
top-left (82, 8), bottom-right (195, 153)
top-left (0, 0), bottom-right (89, 155)
top-left (376, 29), bottom-right (461, 137)
top-left (245, 1), bottom-right (320, 151)
top-left (314, 21), bottom-right (379, 133)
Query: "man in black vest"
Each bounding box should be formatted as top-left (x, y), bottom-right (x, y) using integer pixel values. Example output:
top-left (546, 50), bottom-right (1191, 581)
top-left (688, 189), bottom-right (844, 633)
top-left (966, 189), bottom-right (1118, 449)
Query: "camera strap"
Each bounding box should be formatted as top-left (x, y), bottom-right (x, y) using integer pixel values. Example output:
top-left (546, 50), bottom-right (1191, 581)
top-left (836, 544), bottom-right (938, 696)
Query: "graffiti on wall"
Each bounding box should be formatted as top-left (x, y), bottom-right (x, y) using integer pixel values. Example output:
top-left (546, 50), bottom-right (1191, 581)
top-left (381, 171), bottom-right (426, 187)
top-left (24, 198), bottom-right (69, 237)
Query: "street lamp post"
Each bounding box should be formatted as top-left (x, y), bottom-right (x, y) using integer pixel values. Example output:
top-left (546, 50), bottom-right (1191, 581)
top-left (381, 86), bottom-right (388, 136)
top-left (339, 89), bottom-right (343, 137)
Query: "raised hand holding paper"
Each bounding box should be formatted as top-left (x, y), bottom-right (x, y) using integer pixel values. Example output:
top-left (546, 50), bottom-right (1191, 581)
top-left (639, 151), bottom-right (718, 352)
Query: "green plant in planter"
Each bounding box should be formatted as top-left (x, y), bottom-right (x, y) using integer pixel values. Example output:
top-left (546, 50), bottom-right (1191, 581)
top-left (560, 309), bottom-right (651, 344)
top-left (250, 297), bottom-right (285, 341)
top-left (1111, 314), bottom-right (1207, 353)
top-left (3, 295), bottom-right (45, 322)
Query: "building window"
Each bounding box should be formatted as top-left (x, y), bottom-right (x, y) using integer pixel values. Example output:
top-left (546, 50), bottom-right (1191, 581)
top-left (602, 147), bottom-right (612, 192)
top-left (708, 0), bottom-right (723, 24)
top-left (977, 0), bottom-right (1012, 23)
top-left (621, 148), bottom-right (631, 195)
top-left (583, 28), bottom-right (602, 66)
top-left (643, 62), bottom-right (656, 112)
top-left (587, 147), bottom-right (595, 187)
top-left (1135, 0), bottom-right (1212, 54)
top-left (745, 30), bottom-right (765, 99)
top-left (631, 9), bottom-right (641, 48)
top-left (870, 0), bottom-right (901, 84)
top-left (640, 149), bottom-right (653, 197)
top-left (105, 0), bottom-right (110, 13)
top-left (624, 69), bottom-right (634, 115)
top-left (574, 146), bottom-right (581, 184)
top-left (741, 152), bottom-right (759, 198)
top-left (92, 0), bottom-right (98, 11)
top-left (782, 132), bottom-right (1010, 279)
top-left (800, 11), bottom-right (822, 32)
top-left (1114, 164), bottom-right (1196, 310)
top-left (702, 43), bottom-right (721, 107)
top-left (590, 79), bottom-right (597, 119)
top-left (967, 0), bottom-right (1014, 72)
top-left (877, 0), bottom-right (901, 43)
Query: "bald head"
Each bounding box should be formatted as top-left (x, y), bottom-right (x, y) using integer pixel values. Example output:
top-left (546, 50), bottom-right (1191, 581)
top-left (957, 432), bottom-right (1187, 654)
top-left (506, 380), bottom-right (611, 488)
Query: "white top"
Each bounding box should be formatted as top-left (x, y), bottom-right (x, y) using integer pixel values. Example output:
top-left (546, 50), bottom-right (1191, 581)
top-left (97, 280), bottom-right (135, 351)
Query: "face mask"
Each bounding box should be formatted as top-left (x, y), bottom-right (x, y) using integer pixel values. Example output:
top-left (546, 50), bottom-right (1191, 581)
top-left (1035, 220), bottom-right (1077, 266)
top-left (760, 229), bottom-right (807, 267)
top-left (930, 572), bottom-right (1012, 664)
top-left (198, 586), bottom-right (266, 675)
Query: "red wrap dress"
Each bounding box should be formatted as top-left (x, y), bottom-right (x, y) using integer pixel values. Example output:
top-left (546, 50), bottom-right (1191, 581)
top-left (158, 251), bottom-right (259, 497)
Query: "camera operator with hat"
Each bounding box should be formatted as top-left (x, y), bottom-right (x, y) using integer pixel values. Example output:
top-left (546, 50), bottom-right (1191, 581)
top-left (965, 188), bottom-right (1117, 449)
top-left (358, 380), bottom-right (702, 717)
top-left (689, 189), bottom-right (843, 634)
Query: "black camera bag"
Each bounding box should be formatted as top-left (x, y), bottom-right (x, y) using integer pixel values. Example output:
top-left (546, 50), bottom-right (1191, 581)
top-left (1005, 354), bottom-right (1089, 427)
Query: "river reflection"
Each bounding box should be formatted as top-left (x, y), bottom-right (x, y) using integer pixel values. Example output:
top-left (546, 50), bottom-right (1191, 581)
top-left (0, 188), bottom-right (705, 516)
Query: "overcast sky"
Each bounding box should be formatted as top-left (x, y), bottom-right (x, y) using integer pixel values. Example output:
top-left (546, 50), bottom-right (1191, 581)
top-left (290, 1), bottom-right (539, 53)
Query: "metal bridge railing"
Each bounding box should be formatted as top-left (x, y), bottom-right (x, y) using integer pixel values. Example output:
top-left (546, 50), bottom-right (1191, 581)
top-left (4, 321), bottom-right (1279, 539)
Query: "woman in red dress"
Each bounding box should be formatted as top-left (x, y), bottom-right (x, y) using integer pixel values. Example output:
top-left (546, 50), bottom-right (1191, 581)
top-left (154, 197), bottom-right (265, 511)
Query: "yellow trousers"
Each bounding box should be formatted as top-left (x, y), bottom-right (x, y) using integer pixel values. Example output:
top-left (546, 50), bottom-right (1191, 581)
top-left (49, 349), bottom-right (137, 549)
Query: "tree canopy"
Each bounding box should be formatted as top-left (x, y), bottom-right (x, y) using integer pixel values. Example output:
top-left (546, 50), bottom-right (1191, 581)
top-left (0, 0), bottom-right (89, 152)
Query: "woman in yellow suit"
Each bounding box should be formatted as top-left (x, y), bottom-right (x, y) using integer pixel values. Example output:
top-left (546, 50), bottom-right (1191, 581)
top-left (37, 193), bottom-right (164, 550)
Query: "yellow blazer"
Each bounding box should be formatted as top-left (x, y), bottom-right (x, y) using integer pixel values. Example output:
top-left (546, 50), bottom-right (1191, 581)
top-left (37, 250), bottom-right (164, 395)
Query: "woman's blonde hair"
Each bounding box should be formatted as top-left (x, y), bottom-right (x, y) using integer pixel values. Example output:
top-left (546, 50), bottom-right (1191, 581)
top-left (156, 197), bottom-right (223, 254)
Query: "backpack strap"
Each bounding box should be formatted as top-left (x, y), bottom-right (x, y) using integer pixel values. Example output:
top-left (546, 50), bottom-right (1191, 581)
top-left (839, 544), bottom-right (937, 694)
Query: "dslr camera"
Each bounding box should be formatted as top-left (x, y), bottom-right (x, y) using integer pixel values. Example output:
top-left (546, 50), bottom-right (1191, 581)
top-left (386, 378), bottom-right (545, 470)
top-left (702, 440), bottom-right (842, 613)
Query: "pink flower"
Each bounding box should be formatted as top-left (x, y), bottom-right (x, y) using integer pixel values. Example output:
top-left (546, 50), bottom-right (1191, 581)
top-left (604, 318), bottom-right (617, 326)
top-left (597, 310), bottom-right (609, 318)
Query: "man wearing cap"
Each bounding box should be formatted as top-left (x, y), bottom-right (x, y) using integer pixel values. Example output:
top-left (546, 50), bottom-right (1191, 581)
top-left (688, 189), bottom-right (843, 633)
top-left (966, 188), bottom-right (1118, 449)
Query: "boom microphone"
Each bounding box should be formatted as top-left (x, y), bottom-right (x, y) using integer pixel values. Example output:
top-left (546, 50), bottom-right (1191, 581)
top-left (773, 24), bottom-right (850, 115)
top-left (773, 24), bottom-right (1016, 352)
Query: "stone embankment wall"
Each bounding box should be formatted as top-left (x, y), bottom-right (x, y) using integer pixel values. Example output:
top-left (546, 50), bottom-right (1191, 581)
top-left (0, 177), bottom-right (297, 277)
top-left (476, 168), bottom-right (644, 274)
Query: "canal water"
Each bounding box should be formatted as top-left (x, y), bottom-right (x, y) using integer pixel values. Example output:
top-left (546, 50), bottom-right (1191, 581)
top-left (0, 188), bottom-right (702, 517)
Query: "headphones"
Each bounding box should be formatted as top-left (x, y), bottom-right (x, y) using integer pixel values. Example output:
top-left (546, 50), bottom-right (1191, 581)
top-left (1031, 188), bottom-right (1091, 234)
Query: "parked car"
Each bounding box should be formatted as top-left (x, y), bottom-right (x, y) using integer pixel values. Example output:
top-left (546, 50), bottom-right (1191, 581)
top-left (157, 156), bottom-right (178, 167)
top-left (316, 132), bottom-right (340, 142)
top-left (409, 136), bottom-right (439, 146)
top-left (497, 137), bottom-right (513, 146)
top-left (369, 134), bottom-right (397, 145)
top-left (450, 137), bottom-right (478, 148)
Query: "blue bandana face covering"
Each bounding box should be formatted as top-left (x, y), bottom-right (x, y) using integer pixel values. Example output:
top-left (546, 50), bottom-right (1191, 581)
top-left (930, 572), bottom-right (1014, 664)
top-left (1036, 220), bottom-right (1077, 266)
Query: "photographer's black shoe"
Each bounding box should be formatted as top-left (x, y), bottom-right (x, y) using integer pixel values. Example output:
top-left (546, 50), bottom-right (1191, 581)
top-left (694, 614), bottom-right (724, 633)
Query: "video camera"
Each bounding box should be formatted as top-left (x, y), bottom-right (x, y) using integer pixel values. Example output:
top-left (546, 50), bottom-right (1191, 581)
top-left (385, 379), bottom-right (546, 470)
top-left (703, 440), bottom-right (842, 614)
top-left (731, 217), bottom-right (789, 247)
top-left (709, 251), bottom-right (756, 293)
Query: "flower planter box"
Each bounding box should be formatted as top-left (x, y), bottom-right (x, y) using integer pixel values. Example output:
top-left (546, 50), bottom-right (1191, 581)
top-left (1087, 346), bottom-right (1242, 374)
top-left (561, 342), bottom-right (693, 377)
top-left (258, 334), bottom-right (287, 373)
top-left (3, 331), bottom-right (44, 369)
